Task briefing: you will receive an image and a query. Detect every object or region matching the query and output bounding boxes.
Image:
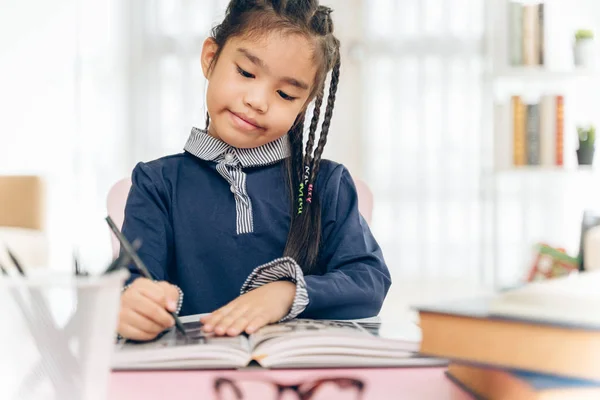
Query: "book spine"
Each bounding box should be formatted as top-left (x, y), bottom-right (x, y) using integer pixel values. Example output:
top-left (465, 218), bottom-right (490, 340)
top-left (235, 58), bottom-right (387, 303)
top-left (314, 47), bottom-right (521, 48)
top-left (513, 96), bottom-right (527, 166)
top-left (522, 5), bottom-right (538, 66)
top-left (539, 95), bottom-right (556, 166)
top-left (508, 3), bottom-right (523, 66)
top-left (538, 4), bottom-right (545, 65)
top-left (556, 95), bottom-right (564, 166)
top-left (526, 102), bottom-right (541, 165)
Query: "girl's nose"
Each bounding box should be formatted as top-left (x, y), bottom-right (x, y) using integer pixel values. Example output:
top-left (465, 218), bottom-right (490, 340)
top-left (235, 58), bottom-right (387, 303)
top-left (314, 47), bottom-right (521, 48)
top-left (243, 86), bottom-right (269, 114)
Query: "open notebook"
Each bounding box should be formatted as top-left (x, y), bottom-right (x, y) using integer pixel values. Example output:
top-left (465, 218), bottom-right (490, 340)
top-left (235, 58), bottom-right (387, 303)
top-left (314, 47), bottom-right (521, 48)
top-left (112, 317), bottom-right (446, 370)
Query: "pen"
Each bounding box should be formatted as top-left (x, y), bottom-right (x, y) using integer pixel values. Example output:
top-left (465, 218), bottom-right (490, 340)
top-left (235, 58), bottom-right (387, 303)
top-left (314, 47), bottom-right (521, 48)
top-left (103, 239), bottom-right (141, 275)
top-left (105, 216), bottom-right (187, 337)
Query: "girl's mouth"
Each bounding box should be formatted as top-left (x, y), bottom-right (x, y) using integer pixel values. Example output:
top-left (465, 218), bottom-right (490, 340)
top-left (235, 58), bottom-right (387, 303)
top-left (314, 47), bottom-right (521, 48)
top-left (229, 111), bottom-right (264, 132)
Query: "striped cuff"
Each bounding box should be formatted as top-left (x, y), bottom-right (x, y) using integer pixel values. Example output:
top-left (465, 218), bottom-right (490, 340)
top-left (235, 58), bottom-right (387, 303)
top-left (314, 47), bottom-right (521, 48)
top-left (240, 256), bottom-right (309, 322)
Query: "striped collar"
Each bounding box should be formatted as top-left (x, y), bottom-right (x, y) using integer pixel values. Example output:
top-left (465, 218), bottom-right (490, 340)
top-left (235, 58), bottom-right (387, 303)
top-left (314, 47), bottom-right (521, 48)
top-left (184, 127), bottom-right (290, 168)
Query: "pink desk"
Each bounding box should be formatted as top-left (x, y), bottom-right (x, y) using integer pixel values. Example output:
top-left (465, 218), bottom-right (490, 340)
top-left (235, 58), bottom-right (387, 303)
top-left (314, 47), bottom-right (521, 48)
top-left (109, 367), bottom-right (473, 399)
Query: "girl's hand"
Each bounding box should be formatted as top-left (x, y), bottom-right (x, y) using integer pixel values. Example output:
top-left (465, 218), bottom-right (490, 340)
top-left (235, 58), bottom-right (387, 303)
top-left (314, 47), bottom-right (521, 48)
top-left (201, 281), bottom-right (296, 336)
top-left (117, 278), bottom-right (180, 341)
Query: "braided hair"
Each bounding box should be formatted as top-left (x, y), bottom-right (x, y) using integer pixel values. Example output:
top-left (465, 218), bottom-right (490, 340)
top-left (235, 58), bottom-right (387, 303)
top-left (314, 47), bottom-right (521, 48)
top-left (207, 0), bottom-right (341, 275)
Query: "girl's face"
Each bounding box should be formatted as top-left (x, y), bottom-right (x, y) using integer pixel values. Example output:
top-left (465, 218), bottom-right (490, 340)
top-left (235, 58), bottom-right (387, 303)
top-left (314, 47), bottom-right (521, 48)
top-left (201, 31), bottom-right (318, 149)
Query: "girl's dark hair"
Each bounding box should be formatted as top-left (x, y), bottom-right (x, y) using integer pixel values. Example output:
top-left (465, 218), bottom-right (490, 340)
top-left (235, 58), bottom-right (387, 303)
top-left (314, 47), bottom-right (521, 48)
top-left (207, 0), bottom-right (341, 275)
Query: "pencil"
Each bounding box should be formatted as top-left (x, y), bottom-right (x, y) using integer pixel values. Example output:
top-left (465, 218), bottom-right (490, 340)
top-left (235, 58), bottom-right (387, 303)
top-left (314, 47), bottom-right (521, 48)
top-left (105, 216), bottom-right (187, 337)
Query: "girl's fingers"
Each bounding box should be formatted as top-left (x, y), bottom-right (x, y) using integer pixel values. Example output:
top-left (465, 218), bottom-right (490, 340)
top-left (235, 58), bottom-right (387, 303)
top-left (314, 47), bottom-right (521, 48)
top-left (202, 303), bottom-right (236, 332)
top-left (225, 316), bottom-right (251, 337)
top-left (121, 308), bottom-right (165, 335)
top-left (132, 279), bottom-right (168, 308)
top-left (213, 304), bottom-right (251, 336)
top-left (126, 291), bottom-right (174, 329)
top-left (245, 314), bottom-right (270, 335)
top-left (118, 323), bottom-right (156, 341)
top-left (202, 309), bottom-right (226, 333)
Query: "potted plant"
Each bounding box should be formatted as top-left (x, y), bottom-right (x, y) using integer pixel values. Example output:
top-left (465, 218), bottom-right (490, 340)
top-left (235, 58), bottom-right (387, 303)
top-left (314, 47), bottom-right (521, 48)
top-left (577, 125), bottom-right (595, 165)
top-left (574, 29), bottom-right (596, 67)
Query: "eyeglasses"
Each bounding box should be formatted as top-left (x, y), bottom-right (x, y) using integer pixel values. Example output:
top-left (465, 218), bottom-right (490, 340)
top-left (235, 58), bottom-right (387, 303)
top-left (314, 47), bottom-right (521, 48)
top-left (214, 376), bottom-right (365, 400)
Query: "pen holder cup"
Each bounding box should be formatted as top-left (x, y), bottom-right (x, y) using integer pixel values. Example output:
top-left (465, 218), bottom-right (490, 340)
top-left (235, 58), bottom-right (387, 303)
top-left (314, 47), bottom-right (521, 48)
top-left (0, 269), bottom-right (129, 400)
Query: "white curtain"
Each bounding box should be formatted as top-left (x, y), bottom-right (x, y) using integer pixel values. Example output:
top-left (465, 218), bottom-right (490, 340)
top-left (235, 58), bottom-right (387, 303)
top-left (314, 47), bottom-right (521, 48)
top-left (361, 0), bottom-right (486, 284)
top-left (126, 0), bottom-right (230, 163)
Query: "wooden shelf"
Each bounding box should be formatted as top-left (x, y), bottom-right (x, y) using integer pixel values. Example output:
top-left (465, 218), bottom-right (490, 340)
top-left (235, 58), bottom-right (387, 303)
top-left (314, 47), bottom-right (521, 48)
top-left (487, 67), bottom-right (596, 81)
top-left (484, 165), bottom-right (597, 175)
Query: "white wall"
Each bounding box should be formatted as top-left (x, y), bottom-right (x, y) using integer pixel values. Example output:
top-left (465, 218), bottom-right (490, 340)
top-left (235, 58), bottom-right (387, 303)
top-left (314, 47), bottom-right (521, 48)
top-left (0, 0), bottom-right (78, 269)
top-left (0, 0), bottom-right (129, 271)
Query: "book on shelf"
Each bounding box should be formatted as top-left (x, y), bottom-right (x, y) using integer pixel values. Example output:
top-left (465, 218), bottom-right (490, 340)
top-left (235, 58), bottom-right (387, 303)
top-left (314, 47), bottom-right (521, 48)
top-left (508, 3), bottom-right (544, 67)
top-left (495, 95), bottom-right (564, 170)
top-left (512, 96), bottom-right (527, 166)
top-left (415, 271), bottom-right (600, 381)
top-left (446, 363), bottom-right (600, 400)
top-left (556, 95), bottom-right (564, 166)
top-left (113, 317), bottom-right (446, 370)
top-left (508, 2), bottom-right (523, 66)
top-left (526, 103), bottom-right (541, 165)
top-left (539, 95), bottom-right (556, 166)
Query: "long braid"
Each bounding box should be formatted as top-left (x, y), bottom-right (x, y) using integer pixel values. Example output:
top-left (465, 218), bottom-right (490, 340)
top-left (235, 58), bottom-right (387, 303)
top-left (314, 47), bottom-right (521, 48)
top-left (287, 114), bottom-right (306, 216)
top-left (303, 88), bottom-right (324, 174)
top-left (307, 47), bottom-right (340, 202)
top-left (286, 5), bottom-right (340, 273)
top-left (290, 114), bottom-right (305, 184)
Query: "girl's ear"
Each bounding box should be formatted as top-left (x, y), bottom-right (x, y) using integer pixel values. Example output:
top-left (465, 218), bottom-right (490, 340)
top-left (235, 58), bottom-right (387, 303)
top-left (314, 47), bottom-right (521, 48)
top-left (201, 38), bottom-right (219, 79)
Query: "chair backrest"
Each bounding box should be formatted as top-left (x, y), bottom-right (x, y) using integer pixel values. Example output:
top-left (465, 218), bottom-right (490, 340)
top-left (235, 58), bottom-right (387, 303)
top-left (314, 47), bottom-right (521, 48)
top-left (354, 178), bottom-right (374, 225)
top-left (107, 177), bottom-right (132, 259)
top-left (106, 176), bottom-right (374, 259)
top-left (0, 175), bottom-right (45, 230)
top-left (0, 175), bottom-right (48, 268)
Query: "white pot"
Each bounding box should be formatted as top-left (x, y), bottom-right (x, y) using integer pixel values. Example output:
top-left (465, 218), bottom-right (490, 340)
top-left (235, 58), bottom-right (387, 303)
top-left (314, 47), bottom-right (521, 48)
top-left (574, 39), bottom-right (596, 67)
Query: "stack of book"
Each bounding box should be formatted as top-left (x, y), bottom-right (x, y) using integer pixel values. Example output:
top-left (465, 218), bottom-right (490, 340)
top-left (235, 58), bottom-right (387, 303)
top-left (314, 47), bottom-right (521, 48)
top-left (415, 271), bottom-right (600, 399)
top-left (494, 95), bottom-right (564, 170)
top-left (508, 2), bottom-right (544, 67)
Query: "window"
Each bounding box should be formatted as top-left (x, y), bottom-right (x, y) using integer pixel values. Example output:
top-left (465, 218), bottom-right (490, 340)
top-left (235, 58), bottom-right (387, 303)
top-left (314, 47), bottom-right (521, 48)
top-left (362, 0), bottom-right (486, 283)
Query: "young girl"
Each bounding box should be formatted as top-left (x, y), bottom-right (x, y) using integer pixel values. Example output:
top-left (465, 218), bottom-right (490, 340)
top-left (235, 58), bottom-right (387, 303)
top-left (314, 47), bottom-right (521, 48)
top-left (117, 0), bottom-right (391, 341)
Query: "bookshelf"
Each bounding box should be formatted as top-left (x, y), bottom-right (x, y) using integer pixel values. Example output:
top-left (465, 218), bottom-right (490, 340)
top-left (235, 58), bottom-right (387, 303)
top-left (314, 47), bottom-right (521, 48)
top-left (486, 0), bottom-right (598, 172)
top-left (482, 0), bottom-right (599, 289)
top-left (485, 165), bottom-right (597, 175)
top-left (490, 67), bottom-right (594, 81)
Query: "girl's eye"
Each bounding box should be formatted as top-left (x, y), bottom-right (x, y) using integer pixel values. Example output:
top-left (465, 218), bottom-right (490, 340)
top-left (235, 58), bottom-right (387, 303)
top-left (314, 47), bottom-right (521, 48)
top-left (237, 66), bottom-right (254, 79)
top-left (278, 90), bottom-right (297, 101)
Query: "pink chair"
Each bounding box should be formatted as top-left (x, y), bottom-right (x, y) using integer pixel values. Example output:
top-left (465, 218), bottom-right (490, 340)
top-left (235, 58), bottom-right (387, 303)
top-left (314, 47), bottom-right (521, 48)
top-left (106, 177), bottom-right (374, 259)
top-left (354, 178), bottom-right (373, 225)
top-left (107, 177), bottom-right (132, 260)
